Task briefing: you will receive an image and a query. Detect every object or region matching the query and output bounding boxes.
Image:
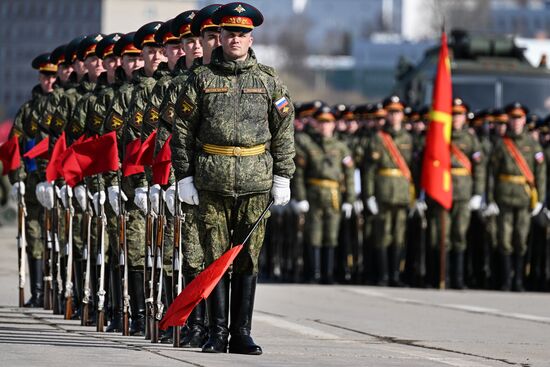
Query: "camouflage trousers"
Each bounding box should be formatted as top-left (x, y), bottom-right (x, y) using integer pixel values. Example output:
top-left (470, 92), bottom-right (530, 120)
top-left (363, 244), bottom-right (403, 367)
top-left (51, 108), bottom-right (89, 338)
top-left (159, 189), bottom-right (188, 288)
top-left (373, 203), bottom-right (408, 250)
top-left (305, 201), bottom-right (341, 248)
top-left (180, 203), bottom-right (202, 277)
top-left (198, 191), bottom-right (270, 274)
top-left (497, 205), bottom-right (530, 256)
top-left (24, 178), bottom-right (43, 260)
top-left (125, 200), bottom-right (146, 270)
top-left (428, 200), bottom-right (471, 253)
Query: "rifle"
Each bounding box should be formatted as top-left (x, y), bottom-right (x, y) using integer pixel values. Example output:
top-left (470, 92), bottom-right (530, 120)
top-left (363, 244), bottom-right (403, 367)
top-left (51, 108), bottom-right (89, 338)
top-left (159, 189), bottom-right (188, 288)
top-left (144, 185), bottom-right (154, 340)
top-left (64, 187), bottom-right (74, 319)
top-left (16, 185), bottom-right (27, 307)
top-left (117, 172), bottom-right (130, 336)
top-left (43, 208), bottom-right (53, 310)
top-left (96, 178), bottom-right (107, 332)
top-left (81, 187), bottom-right (93, 326)
top-left (51, 190), bottom-right (62, 314)
top-left (172, 184), bottom-right (183, 347)
top-left (354, 205), bottom-right (365, 283)
top-left (151, 192), bottom-right (165, 343)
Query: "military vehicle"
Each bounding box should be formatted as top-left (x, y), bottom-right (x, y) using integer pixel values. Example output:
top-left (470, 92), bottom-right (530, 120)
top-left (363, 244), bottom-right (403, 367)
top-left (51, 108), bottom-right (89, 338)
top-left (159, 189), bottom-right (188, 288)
top-left (394, 30), bottom-right (550, 117)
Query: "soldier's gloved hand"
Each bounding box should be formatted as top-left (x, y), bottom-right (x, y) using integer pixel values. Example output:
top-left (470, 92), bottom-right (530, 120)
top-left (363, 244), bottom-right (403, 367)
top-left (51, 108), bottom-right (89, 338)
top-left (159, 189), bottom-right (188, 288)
top-left (483, 202), bottom-right (500, 217)
top-left (271, 175), bottom-right (291, 206)
top-left (178, 176), bottom-right (199, 205)
top-left (92, 191), bottom-right (106, 215)
top-left (290, 199), bottom-right (310, 214)
top-left (74, 185), bottom-right (89, 210)
top-left (10, 181), bottom-right (25, 201)
top-left (35, 182), bottom-right (46, 206)
top-left (469, 195), bottom-right (483, 211)
top-left (353, 199), bottom-right (364, 214)
top-left (342, 202), bottom-right (353, 219)
top-left (531, 202), bottom-right (543, 217)
top-left (134, 186), bottom-right (149, 214)
top-left (107, 185), bottom-right (127, 216)
top-left (412, 199), bottom-right (428, 216)
top-left (149, 184), bottom-right (162, 215)
top-left (164, 184), bottom-right (176, 216)
top-left (42, 182), bottom-right (55, 209)
top-left (366, 196), bottom-right (379, 215)
top-left (59, 185), bottom-right (73, 209)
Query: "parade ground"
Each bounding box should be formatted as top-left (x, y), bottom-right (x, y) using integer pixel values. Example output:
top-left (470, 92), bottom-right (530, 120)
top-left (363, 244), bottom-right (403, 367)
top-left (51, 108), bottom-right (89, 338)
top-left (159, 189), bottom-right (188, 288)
top-left (0, 224), bottom-right (549, 367)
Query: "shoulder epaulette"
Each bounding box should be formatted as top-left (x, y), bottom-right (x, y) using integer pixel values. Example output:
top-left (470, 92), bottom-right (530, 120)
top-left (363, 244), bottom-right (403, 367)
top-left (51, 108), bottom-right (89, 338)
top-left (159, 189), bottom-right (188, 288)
top-left (257, 63), bottom-right (277, 77)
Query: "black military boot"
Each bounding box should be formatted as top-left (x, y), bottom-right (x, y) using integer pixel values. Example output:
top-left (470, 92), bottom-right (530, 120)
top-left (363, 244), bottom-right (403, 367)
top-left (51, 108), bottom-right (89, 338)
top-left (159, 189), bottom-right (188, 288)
top-left (500, 254), bottom-right (512, 291)
top-left (228, 274), bottom-right (262, 355)
top-left (309, 247), bottom-right (321, 283)
top-left (72, 259), bottom-right (84, 320)
top-left (160, 276), bottom-right (175, 344)
top-left (321, 247), bottom-right (335, 284)
top-left (24, 257), bottom-right (44, 308)
top-left (453, 251), bottom-right (466, 290)
top-left (180, 300), bottom-right (208, 347)
top-left (129, 270), bottom-right (146, 336)
top-left (106, 264), bottom-right (122, 332)
top-left (377, 248), bottom-right (389, 286)
top-left (202, 275), bottom-right (229, 353)
top-left (513, 254), bottom-right (525, 292)
top-left (389, 245), bottom-right (404, 287)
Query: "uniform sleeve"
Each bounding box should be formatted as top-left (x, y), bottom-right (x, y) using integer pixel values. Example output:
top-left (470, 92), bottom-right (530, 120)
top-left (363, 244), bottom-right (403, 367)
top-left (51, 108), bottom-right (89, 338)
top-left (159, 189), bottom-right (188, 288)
top-left (341, 144), bottom-right (356, 204)
top-left (471, 135), bottom-right (486, 196)
top-left (171, 74), bottom-right (200, 181)
top-left (363, 137), bottom-right (380, 199)
top-left (534, 141), bottom-right (546, 203)
top-left (291, 137), bottom-right (307, 202)
top-left (268, 78), bottom-right (295, 179)
top-left (487, 142), bottom-right (501, 203)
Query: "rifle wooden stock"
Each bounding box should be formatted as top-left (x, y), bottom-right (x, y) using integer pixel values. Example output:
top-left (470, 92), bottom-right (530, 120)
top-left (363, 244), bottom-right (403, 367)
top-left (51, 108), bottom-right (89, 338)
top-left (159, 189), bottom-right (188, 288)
top-left (96, 196), bottom-right (106, 333)
top-left (144, 207), bottom-right (154, 340)
top-left (81, 207), bottom-right (92, 326)
top-left (64, 202), bottom-right (74, 320)
top-left (151, 205), bottom-right (165, 344)
top-left (119, 207), bottom-right (129, 336)
top-left (172, 188), bottom-right (182, 348)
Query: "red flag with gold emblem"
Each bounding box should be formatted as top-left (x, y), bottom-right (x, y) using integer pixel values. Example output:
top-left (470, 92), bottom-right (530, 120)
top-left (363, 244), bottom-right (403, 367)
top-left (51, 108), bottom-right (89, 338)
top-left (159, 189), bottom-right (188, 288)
top-left (0, 135), bottom-right (21, 175)
top-left (421, 31), bottom-right (453, 209)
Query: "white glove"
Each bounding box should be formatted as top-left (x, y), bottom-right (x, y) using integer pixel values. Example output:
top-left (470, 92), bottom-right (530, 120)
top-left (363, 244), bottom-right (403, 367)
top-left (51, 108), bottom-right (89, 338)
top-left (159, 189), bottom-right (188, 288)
top-left (149, 184), bottom-right (161, 215)
top-left (107, 185), bottom-right (127, 216)
top-left (483, 202), bottom-right (500, 217)
top-left (36, 181), bottom-right (55, 209)
top-left (531, 202), bottom-right (543, 217)
top-left (342, 202), bottom-right (353, 219)
top-left (296, 200), bottom-right (310, 213)
top-left (412, 199), bottom-right (428, 216)
top-left (134, 186), bottom-right (149, 214)
top-left (353, 199), bottom-right (364, 214)
top-left (367, 196), bottom-right (379, 215)
top-left (58, 185), bottom-right (73, 209)
top-left (74, 185), bottom-right (89, 210)
top-left (177, 176), bottom-right (199, 205)
top-left (92, 191), bottom-right (106, 215)
top-left (10, 181), bottom-right (25, 201)
top-left (469, 195), bottom-right (483, 211)
top-left (271, 175), bottom-right (291, 206)
top-left (165, 184), bottom-right (176, 216)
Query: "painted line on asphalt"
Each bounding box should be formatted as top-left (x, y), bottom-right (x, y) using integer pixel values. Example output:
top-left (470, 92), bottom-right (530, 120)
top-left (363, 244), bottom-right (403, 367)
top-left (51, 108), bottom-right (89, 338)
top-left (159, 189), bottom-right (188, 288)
top-left (347, 288), bottom-right (550, 325)
top-left (256, 312), bottom-right (495, 367)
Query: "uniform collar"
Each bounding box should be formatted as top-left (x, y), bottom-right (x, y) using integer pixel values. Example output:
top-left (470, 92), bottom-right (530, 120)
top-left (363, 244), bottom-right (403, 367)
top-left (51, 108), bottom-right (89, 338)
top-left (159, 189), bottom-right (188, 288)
top-left (210, 46), bottom-right (257, 74)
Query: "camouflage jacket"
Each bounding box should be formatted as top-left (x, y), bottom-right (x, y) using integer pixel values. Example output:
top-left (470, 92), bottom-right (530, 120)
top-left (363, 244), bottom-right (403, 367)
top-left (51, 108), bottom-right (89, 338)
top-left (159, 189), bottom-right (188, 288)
top-left (66, 74), bottom-right (96, 144)
top-left (488, 131), bottom-right (546, 207)
top-left (171, 47), bottom-right (295, 196)
top-left (363, 126), bottom-right (414, 206)
top-left (293, 132), bottom-right (355, 205)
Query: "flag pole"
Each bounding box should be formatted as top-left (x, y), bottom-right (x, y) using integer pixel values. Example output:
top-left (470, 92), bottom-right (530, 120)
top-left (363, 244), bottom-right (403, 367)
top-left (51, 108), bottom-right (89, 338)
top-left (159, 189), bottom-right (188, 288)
top-left (439, 205), bottom-right (446, 289)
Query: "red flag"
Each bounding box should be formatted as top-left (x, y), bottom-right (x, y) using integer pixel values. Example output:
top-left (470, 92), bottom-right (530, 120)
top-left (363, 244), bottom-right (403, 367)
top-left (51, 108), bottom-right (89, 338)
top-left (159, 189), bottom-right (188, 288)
top-left (62, 131), bottom-right (119, 187)
top-left (122, 138), bottom-right (144, 177)
top-left (136, 130), bottom-right (157, 167)
top-left (152, 135), bottom-right (172, 185)
top-left (23, 136), bottom-right (50, 160)
top-left (0, 135), bottom-right (21, 175)
top-left (46, 132), bottom-right (66, 181)
top-left (421, 31), bottom-right (453, 209)
top-left (159, 244), bottom-right (244, 330)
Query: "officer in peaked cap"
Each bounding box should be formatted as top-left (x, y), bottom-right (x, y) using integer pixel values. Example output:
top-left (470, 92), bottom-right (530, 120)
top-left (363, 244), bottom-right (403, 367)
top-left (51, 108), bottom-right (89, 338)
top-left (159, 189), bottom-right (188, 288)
top-left (96, 33), bottom-right (123, 82)
top-left (171, 1), bottom-right (295, 355)
top-left (32, 53), bottom-right (58, 75)
top-left (65, 36), bottom-right (87, 82)
top-left (364, 94), bottom-right (413, 287)
top-left (191, 4), bottom-right (223, 66)
top-left (112, 32), bottom-right (143, 81)
top-left (172, 11), bottom-right (203, 70)
top-left (50, 44), bottom-right (73, 81)
top-left (154, 19), bottom-right (185, 72)
top-left (77, 33), bottom-right (105, 83)
top-left (489, 101), bottom-right (545, 291)
top-left (133, 22), bottom-right (166, 77)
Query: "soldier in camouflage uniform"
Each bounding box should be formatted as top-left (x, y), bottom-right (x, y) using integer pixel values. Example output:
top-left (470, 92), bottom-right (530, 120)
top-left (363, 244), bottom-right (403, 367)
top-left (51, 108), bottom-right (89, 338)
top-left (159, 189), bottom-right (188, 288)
top-left (487, 102), bottom-right (546, 292)
top-left (9, 53), bottom-right (57, 307)
top-left (363, 95), bottom-right (414, 286)
top-left (293, 106), bottom-right (355, 284)
top-left (171, 3), bottom-right (295, 354)
top-left (427, 98), bottom-right (485, 289)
